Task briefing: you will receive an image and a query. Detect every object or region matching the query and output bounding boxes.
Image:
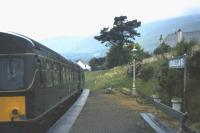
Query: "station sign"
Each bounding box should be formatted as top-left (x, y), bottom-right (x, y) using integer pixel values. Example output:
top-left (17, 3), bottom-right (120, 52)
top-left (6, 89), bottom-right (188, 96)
top-left (169, 56), bottom-right (187, 111)
top-left (169, 57), bottom-right (185, 68)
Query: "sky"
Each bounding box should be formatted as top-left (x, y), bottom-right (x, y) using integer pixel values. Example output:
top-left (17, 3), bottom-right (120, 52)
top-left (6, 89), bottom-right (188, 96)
top-left (0, 0), bottom-right (200, 41)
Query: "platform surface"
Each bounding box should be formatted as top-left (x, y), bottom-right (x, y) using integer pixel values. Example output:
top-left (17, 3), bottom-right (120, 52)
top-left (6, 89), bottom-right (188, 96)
top-left (47, 89), bottom-right (90, 133)
top-left (69, 90), bottom-right (153, 133)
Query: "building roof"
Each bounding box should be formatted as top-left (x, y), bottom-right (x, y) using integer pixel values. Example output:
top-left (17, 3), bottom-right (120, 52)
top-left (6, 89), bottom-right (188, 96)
top-left (183, 31), bottom-right (200, 42)
top-left (164, 31), bottom-right (200, 47)
top-left (164, 33), bottom-right (177, 46)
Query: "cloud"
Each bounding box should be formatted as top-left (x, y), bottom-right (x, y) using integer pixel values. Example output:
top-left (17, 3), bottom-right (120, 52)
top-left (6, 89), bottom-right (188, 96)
top-left (183, 6), bottom-right (200, 16)
top-left (0, 0), bottom-right (200, 40)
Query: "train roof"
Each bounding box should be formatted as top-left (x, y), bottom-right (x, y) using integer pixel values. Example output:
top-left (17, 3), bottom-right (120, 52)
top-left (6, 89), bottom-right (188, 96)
top-left (0, 32), bottom-right (79, 68)
top-left (0, 32), bottom-right (34, 53)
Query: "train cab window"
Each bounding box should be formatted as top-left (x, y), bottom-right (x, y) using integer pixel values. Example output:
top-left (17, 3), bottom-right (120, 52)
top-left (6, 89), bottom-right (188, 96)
top-left (0, 57), bottom-right (24, 90)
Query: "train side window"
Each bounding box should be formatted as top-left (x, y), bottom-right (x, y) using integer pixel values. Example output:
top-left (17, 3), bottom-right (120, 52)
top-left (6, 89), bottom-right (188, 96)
top-left (66, 67), bottom-right (69, 86)
top-left (69, 68), bottom-right (72, 83)
top-left (67, 67), bottom-right (71, 88)
top-left (46, 61), bottom-right (53, 87)
top-left (53, 64), bottom-right (56, 86)
top-left (59, 64), bottom-right (62, 86)
top-left (74, 71), bottom-right (77, 88)
top-left (53, 63), bottom-right (59, 86)
top-left (42, 59), bottom-right (46, 69)
top-left (71, 68), bottom-right (73, 85)
top-left (58, 63), bottom-right (61, 87)
top-left (62, 67), bottom-right (66, 86)
top-left (56, 63), bottom-right (61, 87)
top-left (74, 70), bottom-right (76, 88)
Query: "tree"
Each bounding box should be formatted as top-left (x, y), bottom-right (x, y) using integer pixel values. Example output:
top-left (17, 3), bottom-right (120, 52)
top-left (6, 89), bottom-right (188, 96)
top-left (188, 51), bottom-right (200, 79)
top-left (106, 45), bottom-right (131, 68)
top-left (130, 43), bottom-right (148, 61)
top-left (138, 65), bottom-right (154, 81)
top-left (174, 40), bottom-right (196, 56)
top-left (153, 43), bottom-right (171, 55)
top-left (89, 57), bottom-right (106, 71)
top-left (156, 60), bottom-right (183, 105)
top-left (95, 16), bottom-right (141, 67)
top-left (143, 51), bottom-right (152, 58)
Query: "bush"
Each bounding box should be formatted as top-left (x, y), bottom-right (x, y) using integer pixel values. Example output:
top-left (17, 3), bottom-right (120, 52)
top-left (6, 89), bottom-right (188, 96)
top-left (188, 51), bottom-right (200, 78)
top-left (153, 44), bottom-right (171, 55)
top-left (138, 65), bottom-right (154, 81)
top-left (173, 39), bottom-right (196, 56)
top-left (143, 51), bottom-right (152, 58)
top-left (156, 60), bottom-right (183, 105)
top-left (186, 51), bottom-right (200, 121)
top-left (89, 57), bottom-right (106, 71)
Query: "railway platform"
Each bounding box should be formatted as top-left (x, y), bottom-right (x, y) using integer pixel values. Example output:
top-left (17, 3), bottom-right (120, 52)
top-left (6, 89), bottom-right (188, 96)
top-left (47, 89), bottom-right (90, 133)
top-left (48, 89), bottom-right (153, 133)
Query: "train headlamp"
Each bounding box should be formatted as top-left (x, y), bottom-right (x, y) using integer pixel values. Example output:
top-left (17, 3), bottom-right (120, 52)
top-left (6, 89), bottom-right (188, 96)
top-left (11, 108), bottom-right (19, 116)
top-left (10, 108), bottom-right (20, 121)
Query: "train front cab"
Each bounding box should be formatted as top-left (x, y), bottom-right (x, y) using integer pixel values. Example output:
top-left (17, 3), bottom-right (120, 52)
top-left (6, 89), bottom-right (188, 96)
top-left (0, 53), bottom-right (37, 122)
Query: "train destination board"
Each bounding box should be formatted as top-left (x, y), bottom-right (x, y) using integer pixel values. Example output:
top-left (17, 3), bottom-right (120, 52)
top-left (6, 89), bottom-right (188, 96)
top-left (169, 57), bottom-right (185, 68)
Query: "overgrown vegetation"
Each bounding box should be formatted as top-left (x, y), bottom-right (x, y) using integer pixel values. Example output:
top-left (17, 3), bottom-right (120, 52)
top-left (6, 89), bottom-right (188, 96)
top-left (174, 39), bottom-right (196, 56)
top-left (86, 39), bottom-right (200, 123)
top-left (88, 43), bottom-right (150, 70)
top-left (138, 65), bottom-right (154, 81)
top-left (85, 66), bottom-right (132, 90)
top-left (89, 57), bottom-right (106, 71)
top-left (139, 40), bottom-right (200, 122)
top-left (84, 14), bottom-right (200, 127)
top-left (153, 43), bottom-right (172, 55)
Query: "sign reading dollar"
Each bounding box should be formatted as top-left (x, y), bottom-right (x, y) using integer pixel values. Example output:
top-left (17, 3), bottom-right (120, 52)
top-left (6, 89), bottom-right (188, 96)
top-left (169, 57), bottom-right (185, 68)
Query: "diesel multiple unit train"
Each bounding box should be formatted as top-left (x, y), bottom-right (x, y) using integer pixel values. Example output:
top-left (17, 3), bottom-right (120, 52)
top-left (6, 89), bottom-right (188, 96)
top-left (0, 32), bottom-right (84, 132)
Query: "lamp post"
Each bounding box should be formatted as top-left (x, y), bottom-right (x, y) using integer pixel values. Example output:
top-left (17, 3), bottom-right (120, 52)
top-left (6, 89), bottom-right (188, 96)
top-left (132, 46), bottom-right (137, 96)
top-left (183, 53), bottom-right (187, 111)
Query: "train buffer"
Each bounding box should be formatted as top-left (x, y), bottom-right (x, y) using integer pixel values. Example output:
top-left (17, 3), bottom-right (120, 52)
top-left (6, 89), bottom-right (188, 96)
top-left (47, 89), bottom-right (90, 133)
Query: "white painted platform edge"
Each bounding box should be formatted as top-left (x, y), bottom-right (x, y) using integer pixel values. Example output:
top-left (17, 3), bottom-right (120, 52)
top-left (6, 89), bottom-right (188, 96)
top-left (47, 89), bottom-right (90, 133)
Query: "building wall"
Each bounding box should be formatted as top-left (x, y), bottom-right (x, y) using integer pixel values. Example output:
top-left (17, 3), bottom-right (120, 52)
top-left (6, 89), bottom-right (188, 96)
top-left (77, 61), bottom-right (91, 71)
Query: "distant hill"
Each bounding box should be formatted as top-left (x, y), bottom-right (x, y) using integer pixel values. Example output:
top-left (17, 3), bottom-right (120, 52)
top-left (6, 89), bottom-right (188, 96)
top-left (41, 36), bottom-right (108, 62)
top-left (41, 15), bottom-right (200, 61)
top-left (136, 15), bottom-right (200, 52)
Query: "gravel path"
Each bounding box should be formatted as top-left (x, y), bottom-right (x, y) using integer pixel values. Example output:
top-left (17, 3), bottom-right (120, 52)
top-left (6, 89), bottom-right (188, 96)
top-left (69, 90), bottom-right (153, 133)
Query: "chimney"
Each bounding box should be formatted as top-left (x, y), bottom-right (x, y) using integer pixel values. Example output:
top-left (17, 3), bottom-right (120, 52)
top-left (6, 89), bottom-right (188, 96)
top-left (177, 29), bottom-right (183, 43)
top-left (159, 34), bottom-right (164, 45)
